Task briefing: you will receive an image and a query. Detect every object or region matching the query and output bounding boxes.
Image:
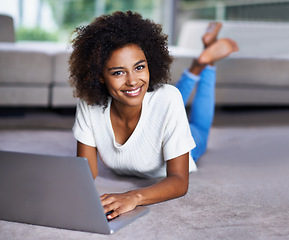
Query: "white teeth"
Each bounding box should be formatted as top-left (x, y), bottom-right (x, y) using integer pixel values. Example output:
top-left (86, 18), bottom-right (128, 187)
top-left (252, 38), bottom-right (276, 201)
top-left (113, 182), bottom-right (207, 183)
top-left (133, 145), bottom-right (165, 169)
top-left (126, 88), bottom-right (140, 94)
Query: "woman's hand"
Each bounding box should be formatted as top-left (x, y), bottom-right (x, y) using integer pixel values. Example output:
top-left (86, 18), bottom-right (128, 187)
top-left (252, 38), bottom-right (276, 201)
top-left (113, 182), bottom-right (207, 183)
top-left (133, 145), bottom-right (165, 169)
top-left (100, 152), bottom-right (189, 220)
top-left (100, 191), bottom-right (142, 220)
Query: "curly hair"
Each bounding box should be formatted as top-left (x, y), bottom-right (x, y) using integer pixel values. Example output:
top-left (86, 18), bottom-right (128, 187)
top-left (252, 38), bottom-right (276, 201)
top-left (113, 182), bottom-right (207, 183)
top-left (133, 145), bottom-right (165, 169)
top-left (69, 11), bottom-right (173, 107)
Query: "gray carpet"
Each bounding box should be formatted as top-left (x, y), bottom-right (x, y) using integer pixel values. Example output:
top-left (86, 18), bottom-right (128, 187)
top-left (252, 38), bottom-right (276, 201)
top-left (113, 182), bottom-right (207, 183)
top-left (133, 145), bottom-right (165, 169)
top-left (0, 123), bottom-right (289, 239)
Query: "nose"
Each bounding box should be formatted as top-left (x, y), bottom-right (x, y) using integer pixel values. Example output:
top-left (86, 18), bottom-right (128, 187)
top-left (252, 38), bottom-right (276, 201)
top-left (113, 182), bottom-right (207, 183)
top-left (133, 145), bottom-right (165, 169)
top-left (125, 72), bottom-right (137, 86)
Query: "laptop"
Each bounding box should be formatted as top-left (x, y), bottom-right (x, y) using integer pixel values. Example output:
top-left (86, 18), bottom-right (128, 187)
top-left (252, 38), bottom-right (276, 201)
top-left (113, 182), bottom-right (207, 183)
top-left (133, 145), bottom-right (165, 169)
top-left (0, 150), bottom-right (149, 234)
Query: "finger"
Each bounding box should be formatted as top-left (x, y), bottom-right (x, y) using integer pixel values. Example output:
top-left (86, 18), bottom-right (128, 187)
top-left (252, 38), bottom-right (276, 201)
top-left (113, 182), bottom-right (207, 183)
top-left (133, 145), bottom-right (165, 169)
top-left (101, 195), bottom-right (117, 207)
top-left (100, 193), bottom-right (109, 200)
top-left (106, 208), bottom-right (121, 220)
top-left (102, 200), bottom-right (120, 214)
top-left (103, 204), bottom-right (115, 215)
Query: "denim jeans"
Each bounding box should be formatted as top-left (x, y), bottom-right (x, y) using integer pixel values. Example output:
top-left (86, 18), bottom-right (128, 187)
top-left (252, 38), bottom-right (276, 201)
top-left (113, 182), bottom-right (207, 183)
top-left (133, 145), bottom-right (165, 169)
top-left (175, 66), bottom-right (216, 162)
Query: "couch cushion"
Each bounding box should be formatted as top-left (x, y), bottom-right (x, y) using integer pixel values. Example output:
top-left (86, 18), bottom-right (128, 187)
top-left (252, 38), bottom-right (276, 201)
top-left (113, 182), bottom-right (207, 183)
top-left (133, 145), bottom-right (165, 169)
top-left (0, 43), bottom-right (54, 84)
top-left (215, 86), bottom-right (289, 106)
top-left (216, 57), bottom-right (289, 87)
top-left (0, 86), bottom-right (49, 106)
top-left (51, 85), bottom-right (76, 107)
top-left (53, 51), bottom-right (71, 84)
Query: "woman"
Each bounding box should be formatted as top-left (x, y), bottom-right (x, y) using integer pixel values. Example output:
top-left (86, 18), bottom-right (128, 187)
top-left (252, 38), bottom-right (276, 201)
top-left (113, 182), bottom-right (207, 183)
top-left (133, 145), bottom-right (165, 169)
top-left (69, 11), bottom-right (238, 220)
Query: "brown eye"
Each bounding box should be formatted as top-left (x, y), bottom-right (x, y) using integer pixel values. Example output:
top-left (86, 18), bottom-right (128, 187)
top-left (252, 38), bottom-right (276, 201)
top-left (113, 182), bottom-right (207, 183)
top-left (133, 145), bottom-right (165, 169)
top-left (136, 65), bottom-right (145, 71)
top-left (112, 71), bottom-right (123, 76)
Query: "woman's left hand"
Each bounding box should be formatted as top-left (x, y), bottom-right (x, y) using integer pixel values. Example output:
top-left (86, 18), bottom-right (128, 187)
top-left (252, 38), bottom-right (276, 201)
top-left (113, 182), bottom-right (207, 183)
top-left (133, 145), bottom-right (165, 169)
top-left (100, 191), bottom-right (142, 220)
top-left (100, 153), bottom-right (189, 220)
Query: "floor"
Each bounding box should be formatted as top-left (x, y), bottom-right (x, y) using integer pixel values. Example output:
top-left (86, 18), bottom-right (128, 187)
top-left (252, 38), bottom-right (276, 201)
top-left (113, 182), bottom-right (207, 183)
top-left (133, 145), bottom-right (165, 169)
top-left (1, 106), bottom-right (289, 239)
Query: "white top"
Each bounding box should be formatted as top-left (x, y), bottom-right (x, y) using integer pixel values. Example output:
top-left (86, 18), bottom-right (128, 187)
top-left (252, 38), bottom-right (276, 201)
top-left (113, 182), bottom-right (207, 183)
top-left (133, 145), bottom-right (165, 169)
top-left (73, 84), bottom-right (197, 178)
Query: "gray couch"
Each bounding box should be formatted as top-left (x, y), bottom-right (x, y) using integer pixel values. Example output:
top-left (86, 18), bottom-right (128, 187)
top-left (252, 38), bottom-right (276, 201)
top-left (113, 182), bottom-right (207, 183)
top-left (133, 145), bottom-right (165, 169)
top-left (0, 14), bottom-right (75, 108)
top-left (0, 42), bottom-right (72, 107)
top-left (1, 15), bottom-right (289, 108)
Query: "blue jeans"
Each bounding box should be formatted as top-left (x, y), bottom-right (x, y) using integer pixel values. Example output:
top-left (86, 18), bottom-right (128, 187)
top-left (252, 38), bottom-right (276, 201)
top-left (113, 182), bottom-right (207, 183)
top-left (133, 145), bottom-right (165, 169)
top-left (175, 66), bottom-right (216, 162)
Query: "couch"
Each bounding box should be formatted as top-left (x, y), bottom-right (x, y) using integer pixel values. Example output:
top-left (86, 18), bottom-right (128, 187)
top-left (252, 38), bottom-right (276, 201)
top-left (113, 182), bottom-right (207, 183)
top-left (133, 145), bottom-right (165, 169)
top-left (171, 20), bottom-right (289, 106)
top-left (1, 14), bottom-right (289, 108)
top-left (0, 14), bottom-right (75, 108)
top-left (0, 41), bottom-right (72, 107)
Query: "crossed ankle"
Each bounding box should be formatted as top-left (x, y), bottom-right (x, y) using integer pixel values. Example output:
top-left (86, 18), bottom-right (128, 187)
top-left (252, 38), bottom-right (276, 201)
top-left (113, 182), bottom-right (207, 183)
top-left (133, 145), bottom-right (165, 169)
top-left (189, 59), bottom-right (206, 75)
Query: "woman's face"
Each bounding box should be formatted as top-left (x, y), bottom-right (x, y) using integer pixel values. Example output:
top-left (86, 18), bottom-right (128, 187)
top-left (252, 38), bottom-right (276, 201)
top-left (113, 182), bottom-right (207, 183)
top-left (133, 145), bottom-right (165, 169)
top-left (102, 44), bottom-right (150, 109)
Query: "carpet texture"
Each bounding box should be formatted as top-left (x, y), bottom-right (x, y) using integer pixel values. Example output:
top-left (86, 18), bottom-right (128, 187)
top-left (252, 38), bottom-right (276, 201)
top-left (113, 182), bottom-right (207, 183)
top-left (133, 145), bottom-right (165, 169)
top-left (0, 126), bottom-right (289, 240)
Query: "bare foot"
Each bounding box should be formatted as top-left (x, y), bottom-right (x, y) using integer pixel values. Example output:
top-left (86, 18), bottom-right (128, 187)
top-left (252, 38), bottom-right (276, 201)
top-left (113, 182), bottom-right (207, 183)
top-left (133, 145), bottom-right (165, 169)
top-left (198, 38), bottom-right (239, 65)
top-left (202, 22), bottom-right (222, 47)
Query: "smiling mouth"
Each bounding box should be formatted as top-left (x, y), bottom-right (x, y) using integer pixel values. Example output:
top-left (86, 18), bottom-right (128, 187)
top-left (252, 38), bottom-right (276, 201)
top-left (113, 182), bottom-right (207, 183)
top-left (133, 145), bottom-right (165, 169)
top-left (124, 88), bottom-right (140, 94)
top-left (122, 86), bottom-right (142, 96)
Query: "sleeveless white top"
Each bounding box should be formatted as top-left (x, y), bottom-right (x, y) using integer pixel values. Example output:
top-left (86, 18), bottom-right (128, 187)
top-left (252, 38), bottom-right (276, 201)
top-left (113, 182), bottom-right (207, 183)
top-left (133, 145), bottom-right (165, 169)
top-left (73, 84), bottom-right (197, 178)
